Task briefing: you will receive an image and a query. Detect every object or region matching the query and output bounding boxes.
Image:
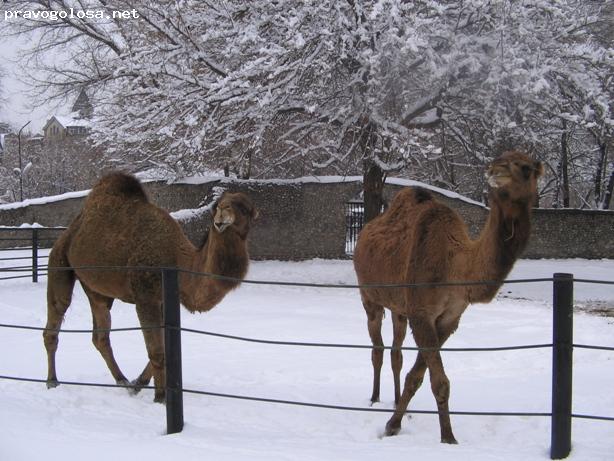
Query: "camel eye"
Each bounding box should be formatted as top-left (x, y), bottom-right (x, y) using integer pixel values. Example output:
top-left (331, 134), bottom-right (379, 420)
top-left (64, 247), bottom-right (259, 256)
top-left (521, 164), bottom-right (532, 179)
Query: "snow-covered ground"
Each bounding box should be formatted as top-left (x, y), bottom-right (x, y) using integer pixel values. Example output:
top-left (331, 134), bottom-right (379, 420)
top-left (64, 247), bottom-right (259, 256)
top-left (1, 254), bottom-right (613, 461)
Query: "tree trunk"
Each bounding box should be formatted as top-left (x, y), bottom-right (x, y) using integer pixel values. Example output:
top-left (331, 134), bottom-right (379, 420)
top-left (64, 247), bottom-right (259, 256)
top-left (363, 159), bottom-right (385, 223)
top-left (594, 139), bottom-right (607, 207)
top-left (560, 122), bottom-right (570, 208)
top-left (603, 169), bottom-right (614, 210)
top-left (239, 150), bottom-right (252, 180)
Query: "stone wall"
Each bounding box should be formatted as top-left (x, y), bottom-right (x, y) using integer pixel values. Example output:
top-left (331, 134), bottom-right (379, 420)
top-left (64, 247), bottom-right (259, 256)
top-left (527, 209), bottom-right (614, 259)
top-left (0, 176), bottom-right (612, 260)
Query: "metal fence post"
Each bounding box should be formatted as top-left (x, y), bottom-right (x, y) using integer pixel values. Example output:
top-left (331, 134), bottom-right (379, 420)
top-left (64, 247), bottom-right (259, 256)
top-left (163, 267), bottom-right (184, 434)
top-left (551, 273), bottom-right (573, 460)
top-left (32, 228), bottom-right (39, 283)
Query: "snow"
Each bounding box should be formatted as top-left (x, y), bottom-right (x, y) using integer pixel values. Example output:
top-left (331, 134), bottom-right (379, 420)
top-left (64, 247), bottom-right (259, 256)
top-left (53, 113), bottom-right (91, 128)
top-left (170, 186), bottom-right (226, 222)
top-left (0, 189), bottom-right (90, 210)
top-left (0, 222), bottom-right (44, 228)
top-left (1, 255), bottom-right (613, 460)
top-left (177, 175), bottom-right (487, 207)
top-left (0, 174), bottom-right (485, 210)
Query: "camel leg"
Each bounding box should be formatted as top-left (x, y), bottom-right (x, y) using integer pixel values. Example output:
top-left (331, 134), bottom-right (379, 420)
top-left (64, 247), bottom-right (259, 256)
top-left (82, 285), bottom-right (130, 387)
top-left (44, 267), bottom-right (76, 389)
top-left (391, 313), bottom-right (408, 406)
top-left (134, 300), bottom-right (165, 403)
top-left (362, 299), bottom-right (384, 404)
top-left (385, 352), bottom-right (427, 434)
top-left (385, 315), bottom-right (458, 444)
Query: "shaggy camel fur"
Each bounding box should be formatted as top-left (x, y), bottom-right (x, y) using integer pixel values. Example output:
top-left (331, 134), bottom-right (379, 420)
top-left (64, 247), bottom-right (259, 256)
top-left (353, 151), bottom-right (543, 443)
top-left (44, 172), bottom-right (257, 402)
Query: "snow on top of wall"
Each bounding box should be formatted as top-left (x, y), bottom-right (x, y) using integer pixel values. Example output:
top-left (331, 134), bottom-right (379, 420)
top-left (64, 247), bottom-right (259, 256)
top-left (0, 175), bottom-right (484, 211)
top-left (0, 222), bottom-right (44, 228)
top-left (177, 174), bottom-right (486, 207)
top-left (0, 190), bottom-right (90, 210)
top-left (386, 177), bottom-right (486, 207)
top-left (170, 186), bottom-right (226, 222)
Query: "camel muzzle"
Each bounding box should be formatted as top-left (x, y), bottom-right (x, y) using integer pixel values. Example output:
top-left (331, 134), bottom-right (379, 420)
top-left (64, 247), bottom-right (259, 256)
top-left (214, 221), bottom-right (231, 233)
top-left (486, 171), bottom-right (511, 189)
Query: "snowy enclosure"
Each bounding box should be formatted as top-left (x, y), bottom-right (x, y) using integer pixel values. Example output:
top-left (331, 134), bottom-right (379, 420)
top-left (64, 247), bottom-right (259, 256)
top-left (1, 251), bottom-right (613, 461)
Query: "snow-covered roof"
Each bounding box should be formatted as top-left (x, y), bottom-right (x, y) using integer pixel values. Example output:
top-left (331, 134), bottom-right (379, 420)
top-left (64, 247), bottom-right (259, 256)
top-left (43, 113), bottom-right (90, 132)
top-left (53, 113), bottom-right (90, 128)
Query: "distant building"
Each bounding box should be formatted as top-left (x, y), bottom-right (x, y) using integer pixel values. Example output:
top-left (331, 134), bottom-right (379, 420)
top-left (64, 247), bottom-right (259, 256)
top-left (0, 122), bottom-right (10, 158)
top-left (43, 115), bottom-right (90, 139)
top-left (43, 89), bottom-right (92, 140)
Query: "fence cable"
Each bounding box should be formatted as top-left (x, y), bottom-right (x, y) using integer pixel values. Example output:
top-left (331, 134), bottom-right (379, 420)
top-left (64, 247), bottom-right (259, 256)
top-left (1, 263), bottom-right (613, 289)
top-left (0, 323), bottom-right (162, 334)
top-left (572, 343), bottom-right (614, 352)
top-left (0, 373), bottom-right (553, 418)
top-left (0, 321), bottom-right (554, 352)
top-left (180, 327), bottom-right (554, 352)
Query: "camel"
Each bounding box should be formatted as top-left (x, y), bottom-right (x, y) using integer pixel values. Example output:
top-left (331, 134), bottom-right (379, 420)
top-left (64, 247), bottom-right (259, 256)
top-left (44, 172), bottom-right (257, 402)
top-left (353, 150), bottom-right (543, 443)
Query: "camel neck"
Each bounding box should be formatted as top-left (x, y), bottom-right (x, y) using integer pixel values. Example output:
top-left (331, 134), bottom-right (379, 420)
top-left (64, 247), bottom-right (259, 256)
top-left (467, 200), bottom-right (532, 302)
top-left (179, 229), bottom-right (249, 313)
top-left (202, 230), bottom-right (249, 278)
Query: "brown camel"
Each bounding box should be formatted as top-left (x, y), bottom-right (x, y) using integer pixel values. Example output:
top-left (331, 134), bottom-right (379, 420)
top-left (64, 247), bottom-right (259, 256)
top-left (44, 172), bottom-right (257, 402)
top-left (353, 150), bottom-right (543, 443)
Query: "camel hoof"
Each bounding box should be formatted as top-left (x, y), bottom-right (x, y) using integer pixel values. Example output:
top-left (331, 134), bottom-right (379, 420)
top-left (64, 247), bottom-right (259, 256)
top-left (384, 420), bottom-right (401, 437)
top-left (127, 379), bottom-right (145, 395)
top-left (441, 436), bottom-right (458, 444)
top-left (154, 392), bottom-right (166, 404)
top-left (116, 379), bottom-right (136, 394)
top-left (46, 380), bottom-right (59, 389)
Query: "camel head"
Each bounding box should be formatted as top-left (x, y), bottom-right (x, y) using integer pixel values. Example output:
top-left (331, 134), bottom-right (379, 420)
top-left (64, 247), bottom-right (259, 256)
top-left (486, 150), bottom-right (543, 211)
top-left (212, 192), bottom-right (258, 237)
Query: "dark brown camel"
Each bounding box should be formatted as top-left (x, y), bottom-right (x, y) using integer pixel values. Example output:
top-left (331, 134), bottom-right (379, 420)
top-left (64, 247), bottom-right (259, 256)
top-left (353, 151), bottom-right (543, 443)
top-left (44, 172), bottom-right (257, 402)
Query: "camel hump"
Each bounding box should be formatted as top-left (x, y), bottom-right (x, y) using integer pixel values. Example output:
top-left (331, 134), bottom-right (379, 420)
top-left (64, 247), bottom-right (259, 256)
top-left (389, 187), bottom-right (433, 210)
top-left (412, 187), bottom-right (433, 204)
top-left (91, 172), bottom-right (149, 202)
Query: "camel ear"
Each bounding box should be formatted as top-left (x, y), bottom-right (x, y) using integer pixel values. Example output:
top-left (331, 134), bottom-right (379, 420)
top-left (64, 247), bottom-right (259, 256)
top-left (210, 200), bottom-right (218, 215)
top-left (242, 203), bottom-right (258, 220)
top-left (534, 161), bottom-right (544, 178)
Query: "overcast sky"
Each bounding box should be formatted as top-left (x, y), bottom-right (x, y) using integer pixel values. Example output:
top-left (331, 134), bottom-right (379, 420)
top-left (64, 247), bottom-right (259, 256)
top-left (0, 33), bottom-right (62, 134)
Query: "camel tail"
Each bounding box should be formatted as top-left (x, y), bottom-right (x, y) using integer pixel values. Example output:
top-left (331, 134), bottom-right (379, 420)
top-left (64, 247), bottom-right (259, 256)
top-left (46, 226), bottom-right (77, 317)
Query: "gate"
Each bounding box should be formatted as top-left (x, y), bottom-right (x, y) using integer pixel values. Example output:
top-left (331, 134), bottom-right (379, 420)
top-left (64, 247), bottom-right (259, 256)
top-left (344, 200), bottom-right (364, 255)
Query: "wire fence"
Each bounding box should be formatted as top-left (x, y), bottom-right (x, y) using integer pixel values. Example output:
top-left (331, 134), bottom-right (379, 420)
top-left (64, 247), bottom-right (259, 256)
top-left (0, 227), bottom-right (65, 282)
top-left (0, 254), bottom-right (613, 458)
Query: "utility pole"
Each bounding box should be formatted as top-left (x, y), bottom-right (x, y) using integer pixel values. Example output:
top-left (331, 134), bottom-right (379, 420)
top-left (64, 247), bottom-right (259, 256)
top-left (18, 120), bottom-right (31, 202)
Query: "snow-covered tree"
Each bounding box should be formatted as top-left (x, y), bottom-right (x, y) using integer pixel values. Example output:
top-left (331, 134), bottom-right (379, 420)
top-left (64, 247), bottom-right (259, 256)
top-left (3, 0), bottom-right (613, 210)
top-left (0, 66), bottom-right (4, 106)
